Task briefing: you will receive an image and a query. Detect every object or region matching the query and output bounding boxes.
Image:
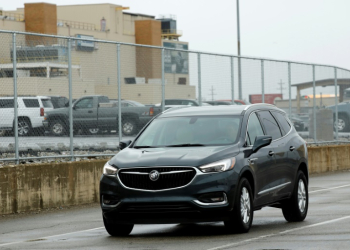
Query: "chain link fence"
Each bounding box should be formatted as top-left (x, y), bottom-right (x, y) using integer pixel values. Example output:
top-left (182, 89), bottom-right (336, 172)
top-left (1, 30), bottom-right (350, 164)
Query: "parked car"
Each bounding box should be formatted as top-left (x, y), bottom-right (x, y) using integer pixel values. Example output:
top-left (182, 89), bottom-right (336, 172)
top-left (327, 102), bottom-right (350, 132)
top-left (290, 114), bottom-right (305, 131)
top-left (100, 104), bottom-right (309, 236)
top-left (204, 101), bottom-right (236, 106)
top-left (155, 99), bottom-right (212, 107)
top-left (43, 96), bottom-right (162, 136)
top-left (0, 96), bottom-right (54, 136)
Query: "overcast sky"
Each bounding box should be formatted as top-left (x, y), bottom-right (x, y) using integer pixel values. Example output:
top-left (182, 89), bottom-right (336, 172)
top-left (2, 0), bottom-right (350, 101)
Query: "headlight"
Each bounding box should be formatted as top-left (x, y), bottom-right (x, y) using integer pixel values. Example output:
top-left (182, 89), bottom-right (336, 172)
top-left (199, 158), bottom-right (236, 173)
top-left (103, 162), bottom-right (118, 176)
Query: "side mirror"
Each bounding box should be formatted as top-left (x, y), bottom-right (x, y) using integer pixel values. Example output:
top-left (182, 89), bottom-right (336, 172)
top-left (252, 135), bottom-right (272, 153)
top-left (119, 140), bottom-right (132, 150)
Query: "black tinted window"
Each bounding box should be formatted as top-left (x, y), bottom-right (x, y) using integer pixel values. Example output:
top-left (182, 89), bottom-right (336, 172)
top-left (258, 111), bottom-right (282, 140)
top-left (271, 111), bottom-right (291, 136)
top-left (23, 99), bottom-right (40, 108)
top-left (0, 99), bottom-right (14, 108)
top-left (247, 112), bottom-right (264, 145)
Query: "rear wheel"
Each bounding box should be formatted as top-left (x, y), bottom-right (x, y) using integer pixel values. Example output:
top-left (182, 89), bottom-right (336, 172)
top-left (224, 178), bottom-right (253, 233)
top-left (122, 119), bottom-right (137, 136)
top-left (18, 118), bottom-right (32, 136)
top-left (103, 216), bottom-right (134, 236)
top-left (282, 171), bottom-right (308, 222)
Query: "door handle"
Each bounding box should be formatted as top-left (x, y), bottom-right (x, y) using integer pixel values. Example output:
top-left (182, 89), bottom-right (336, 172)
top-left (88, 110), bottom-right (93, 113)
top-left (248, 158), bottom-right (258, 165)
top-left (289, 146), bottom-right (295, 151)
top-left (268, 151), bottom-right (274, 156)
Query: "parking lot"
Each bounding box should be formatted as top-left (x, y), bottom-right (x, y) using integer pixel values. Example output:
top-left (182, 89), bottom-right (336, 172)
top-left (1, 170), bottom-right (350, 250)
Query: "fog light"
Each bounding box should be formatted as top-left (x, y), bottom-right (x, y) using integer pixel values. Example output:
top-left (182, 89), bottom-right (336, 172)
top-left (197, 192), bottom-right (227, 204)
top-left (102, 195), bottom-right (120, 206)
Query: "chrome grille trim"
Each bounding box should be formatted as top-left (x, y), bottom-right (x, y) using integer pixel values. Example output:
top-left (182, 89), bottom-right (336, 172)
top-left (117, 166), bottom-right (198, 192)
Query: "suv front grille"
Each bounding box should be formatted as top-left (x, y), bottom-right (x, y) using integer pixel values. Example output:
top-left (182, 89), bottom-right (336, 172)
top-left (118, 167), bottom-right (196, 191)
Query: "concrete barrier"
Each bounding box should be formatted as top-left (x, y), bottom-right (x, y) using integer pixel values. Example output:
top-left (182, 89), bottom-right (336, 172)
top-left (1, 145), bottom-right (350, 215)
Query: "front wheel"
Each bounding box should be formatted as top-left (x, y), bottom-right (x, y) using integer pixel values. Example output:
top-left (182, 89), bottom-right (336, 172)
top-left (18, 119), bottom-right (32, 136)
top-left (224, 178), bottom-right (254, 233)
top-left (103, 216), bottom-right (134, 236)
top-left (282, 171), bottom-right (308, 222)
top-left (50, 120), bottom-right (67, 136)
top-left (334, 114), bottom-right (349, 132)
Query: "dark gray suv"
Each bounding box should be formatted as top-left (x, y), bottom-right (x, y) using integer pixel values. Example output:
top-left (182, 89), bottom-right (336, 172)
top-left (100, 104), bottom-right (308, 236)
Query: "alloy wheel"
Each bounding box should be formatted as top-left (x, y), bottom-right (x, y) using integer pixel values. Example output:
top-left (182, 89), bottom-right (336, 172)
top-left (240, 187), bottom-right (251, 224)
top-left (298, 179), bottom-right (307, 213)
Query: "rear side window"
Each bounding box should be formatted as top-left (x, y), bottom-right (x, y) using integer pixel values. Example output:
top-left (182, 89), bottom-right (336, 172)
top-left (247, 112), bottom-right (264, 145)
top-left (98, 96), bottom-right (109, 103)
top-left (0, 99), bottom-right (14, 108)
top-left (271, 111), bottom-right (291, 136)
top-left (23, 99), bottom-right (40, 108)
top-left (258, 111), bottom-right (282, 140)
top-left (41, 99), bottom-right (54, 108)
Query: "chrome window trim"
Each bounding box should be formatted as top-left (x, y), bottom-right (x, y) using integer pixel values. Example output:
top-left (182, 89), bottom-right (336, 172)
top-left (258, 181), bottom-right (291, 195)
top-left (245, 109), bottom-right (293, 146)
top-left (193, 193), bottom-right (228, 206)
top-left (116, 166), bottom-right (201, 192)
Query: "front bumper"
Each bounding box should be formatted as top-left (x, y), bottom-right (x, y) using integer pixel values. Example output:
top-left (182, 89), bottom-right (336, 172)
top-left (100, 169), bottom-right (239, 224)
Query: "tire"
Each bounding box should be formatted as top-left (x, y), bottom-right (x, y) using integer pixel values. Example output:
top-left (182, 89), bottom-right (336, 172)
top-left (82, 128), bottom-right (100, 135)
top-left (0, 129), bottom-right (7, 137)
top-left (103, 216), bottom-right (134, 236)
top-left (224, 178), bottom-right (254, 233)
top-left (18, 118), bottom-right (32, 136)
top-left (334, 114), bottom-right (349, 132)
top-left (122, 119), bottom-right (137, 136)
top-left (282, 171), bottom-right (308, 222)
top-left (50, 119), bottom-right (67, 136)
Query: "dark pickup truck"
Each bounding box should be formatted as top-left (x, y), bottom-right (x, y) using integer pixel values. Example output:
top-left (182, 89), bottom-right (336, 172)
top-left (43, 95), bottom-right (161, 136)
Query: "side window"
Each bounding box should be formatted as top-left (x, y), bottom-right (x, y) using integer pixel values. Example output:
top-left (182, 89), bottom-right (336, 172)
top-left (98, 96), bottom-right (109, 103)
top-left (247, 112), bottom-right (264, 145)
top-left (0, 99), bottom-right (14, 108)
top-left (23, 99), bottom-right (40, 108)
top-left (258, 111), bottom-right (282, 140)
top-left (271, 111), bottom-right (291, 136)
top-left (75, 98), bottom-right (93, 109)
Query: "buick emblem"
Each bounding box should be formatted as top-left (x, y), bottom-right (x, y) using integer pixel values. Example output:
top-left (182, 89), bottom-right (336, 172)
top-left (149, 170), bottom-right (160, 181)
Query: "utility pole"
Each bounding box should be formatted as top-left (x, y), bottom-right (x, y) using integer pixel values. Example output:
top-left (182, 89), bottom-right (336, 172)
top-left (277, 79), bottom-right (285, 97)
top-left (209, 86), bottom-right (216, 101)
top-left (237, 0), bottom-right (242, 100)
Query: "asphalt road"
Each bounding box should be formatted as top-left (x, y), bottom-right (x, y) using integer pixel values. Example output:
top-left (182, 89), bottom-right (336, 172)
top-left (1, 171), bottom-right (350, 249)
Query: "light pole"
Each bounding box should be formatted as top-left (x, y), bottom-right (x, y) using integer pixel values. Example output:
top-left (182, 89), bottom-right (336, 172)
top-left (237, 0), bottom-right (242, 100)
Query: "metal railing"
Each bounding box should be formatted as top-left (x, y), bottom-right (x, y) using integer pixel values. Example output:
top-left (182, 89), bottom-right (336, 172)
top-left (0, 29), bottom-right (350, 164)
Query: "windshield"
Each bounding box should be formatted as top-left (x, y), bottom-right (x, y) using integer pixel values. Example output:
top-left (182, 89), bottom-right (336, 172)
top-left (134, 116), bottom-right (241, 148)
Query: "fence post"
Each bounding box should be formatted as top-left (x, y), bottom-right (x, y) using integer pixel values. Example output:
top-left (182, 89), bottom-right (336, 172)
top-left (288, 62), bottom-right (292, 117)
top-left (261, 59), bottom-right (265, 103)
top-left (197, 53), bottom-right (202, 105)
top-left (12, 33), bottom-right (19, 165)
top-left (230, 56), bottom-right (235, 105)
top-left (117, 44), bottom-right (122, 141)
top-left (68, 38), bottom-right (74, 161)
top-left (334, 67), bottom-right (338, 140)
top-left (161, 48), bottom-right (165, 111)
top-left (312, 65), bottom-right (317, 142)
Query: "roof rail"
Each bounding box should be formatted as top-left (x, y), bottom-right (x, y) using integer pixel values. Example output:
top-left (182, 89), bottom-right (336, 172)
top-left (161, 105), bottom-right (192, 114)
top-left (243, 103), bottom-right (276, 111)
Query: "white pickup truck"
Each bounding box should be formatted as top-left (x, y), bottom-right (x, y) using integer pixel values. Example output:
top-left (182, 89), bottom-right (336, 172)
top-left (0, 96), bottom-right (54, 136)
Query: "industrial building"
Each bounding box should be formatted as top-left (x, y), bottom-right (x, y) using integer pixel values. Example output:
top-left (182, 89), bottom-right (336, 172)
top-left (0, 3), bottom-right (195, 103)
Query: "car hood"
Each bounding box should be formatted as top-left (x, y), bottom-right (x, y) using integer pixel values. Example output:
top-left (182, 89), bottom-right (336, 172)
top-left (109, 145), bottom-right (240, 169)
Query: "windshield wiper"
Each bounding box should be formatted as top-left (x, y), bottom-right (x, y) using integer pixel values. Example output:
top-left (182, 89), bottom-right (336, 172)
top-left (166, 143), bottom-right (205, 147)
top-left (133, 146), bottom-right (158, 149)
